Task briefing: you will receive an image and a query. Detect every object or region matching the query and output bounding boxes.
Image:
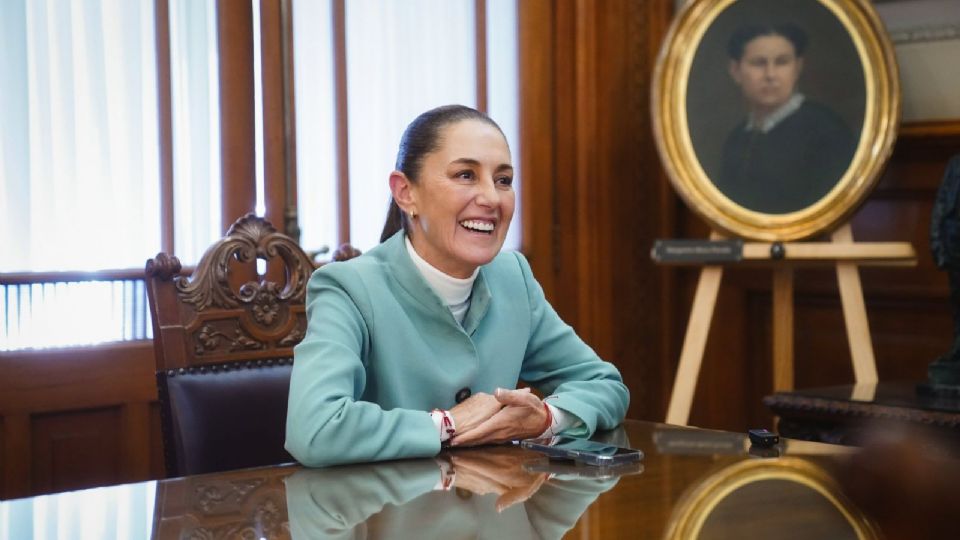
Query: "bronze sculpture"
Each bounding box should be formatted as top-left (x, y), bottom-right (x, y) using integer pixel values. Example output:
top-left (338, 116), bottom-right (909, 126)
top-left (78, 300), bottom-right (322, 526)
top-left (927, 154), bottom-right (960, 392)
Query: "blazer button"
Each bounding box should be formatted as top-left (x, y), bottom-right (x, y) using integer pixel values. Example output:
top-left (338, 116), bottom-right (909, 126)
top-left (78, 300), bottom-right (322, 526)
top-left (455, 387), bottom-right (471, 403)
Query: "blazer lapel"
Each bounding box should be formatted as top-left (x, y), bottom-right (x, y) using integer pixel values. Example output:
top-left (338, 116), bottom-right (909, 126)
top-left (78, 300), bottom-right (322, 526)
top-left (461, 269), bottom-right (490, 336)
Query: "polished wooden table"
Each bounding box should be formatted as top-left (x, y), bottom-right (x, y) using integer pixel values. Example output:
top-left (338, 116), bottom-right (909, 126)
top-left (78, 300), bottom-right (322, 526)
top-left (1, 419), bottom-right (952, 539)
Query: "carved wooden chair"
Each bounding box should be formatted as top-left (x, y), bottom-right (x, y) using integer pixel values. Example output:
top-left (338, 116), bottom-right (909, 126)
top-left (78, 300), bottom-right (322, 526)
top-left (145, 214), bottom-right (359, 477)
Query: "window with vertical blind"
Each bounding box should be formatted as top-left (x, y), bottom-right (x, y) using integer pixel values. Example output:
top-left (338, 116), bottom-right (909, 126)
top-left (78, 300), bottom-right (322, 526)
top-left (0, 0), bottom-right (520, 351)
top-left (293, 0), bottom-right (521, 254)
top-left (0, 0), bottom-right (162, 350)
top-left (0, 0), bottom-right (220, 350)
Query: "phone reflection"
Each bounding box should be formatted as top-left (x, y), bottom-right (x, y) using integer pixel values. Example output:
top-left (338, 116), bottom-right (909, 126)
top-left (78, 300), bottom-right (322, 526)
top-left (285, 446), bottom-right (622, 540)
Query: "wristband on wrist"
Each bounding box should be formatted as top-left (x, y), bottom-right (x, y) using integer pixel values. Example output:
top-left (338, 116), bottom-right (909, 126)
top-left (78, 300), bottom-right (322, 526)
top-left (432, 409), bottom-right (456, 443)
top-left (540, 401), bottom-right (553, 436)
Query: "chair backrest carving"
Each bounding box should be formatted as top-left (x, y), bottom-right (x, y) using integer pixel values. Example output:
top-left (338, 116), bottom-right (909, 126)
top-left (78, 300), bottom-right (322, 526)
top-left (146, 214), bottom-right (321, 370)
top-left (145, 213), bottom-right (359, 476)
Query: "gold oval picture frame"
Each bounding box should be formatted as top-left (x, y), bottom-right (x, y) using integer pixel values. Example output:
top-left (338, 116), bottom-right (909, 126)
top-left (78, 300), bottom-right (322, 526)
top-left (653, 0), bottom-right (900, 240)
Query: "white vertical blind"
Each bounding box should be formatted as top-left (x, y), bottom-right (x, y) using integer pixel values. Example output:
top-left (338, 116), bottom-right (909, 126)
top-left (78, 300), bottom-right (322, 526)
top-left (1, 280), bottom-right (151, 351)
top-left (168, 0), bottom-right (222, 266)
top-left (0, 0), bottom-right (160, 272)
top-left (345, 0), bottom-right (477, 250)
top-left (291, 0), bottom-right (338, 255)
top-left (486, 0), bottom-right (521, 251)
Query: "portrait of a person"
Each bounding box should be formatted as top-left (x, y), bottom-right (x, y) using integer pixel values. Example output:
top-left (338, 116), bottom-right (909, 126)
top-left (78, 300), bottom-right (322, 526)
top-left (285, 104), bottom-right (629, 467)
top-left (716, 23), bottom-right (856, 214)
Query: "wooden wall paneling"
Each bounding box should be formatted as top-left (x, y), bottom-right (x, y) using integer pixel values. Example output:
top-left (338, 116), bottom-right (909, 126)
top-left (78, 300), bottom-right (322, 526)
top-left (474, 0), bottom-right (487, 114)
top-left (518, 0), bottom-right (675, 421)
top-left (333, 0), bottom-right (350, 245)
top-left (217, 0), bottom-right (257, 231)
top-left (862, 297), bottom-right (951, 380)
top-left (791, 293), bottom-right (951, 386)
top-left (259, 0), bottom-right (298, 284)
top-left (0, 342), bottom-right (160, 498)
top-left (0, 342), bottom-right (156, 414)
top-left (1, 414), bottom-right (30, 499)
top-left (150, 402), bottom-right (166, 480)
top-left (0, 416), bottom-right (3, 497)
top-left (685, 279), bottom-right (753, 431)
top-left (549, 0), bottom-right (583, 329)
top-left (31, 407), bottom-right (123, 495)
top-left (603, 0), bottom-right (676, 421)
top-left (259, 0), bottom-right (294, 233)
top-left (155, 0), bottom-right (175, 253)
top-left (121, 402), bottom-right (152, 481)
top-left (518, 0), bottom-right (557, 297)
top-left (879, 131), bottom-right (960, 191)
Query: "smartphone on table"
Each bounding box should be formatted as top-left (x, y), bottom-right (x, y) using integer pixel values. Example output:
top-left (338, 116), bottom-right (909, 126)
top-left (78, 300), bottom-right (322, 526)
top-left (520, 436), bottom-right (643, 467)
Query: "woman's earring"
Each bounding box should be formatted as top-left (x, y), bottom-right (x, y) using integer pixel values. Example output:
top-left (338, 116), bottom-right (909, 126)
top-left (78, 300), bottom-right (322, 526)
top-left (410, 211), bottom-right (417, 219)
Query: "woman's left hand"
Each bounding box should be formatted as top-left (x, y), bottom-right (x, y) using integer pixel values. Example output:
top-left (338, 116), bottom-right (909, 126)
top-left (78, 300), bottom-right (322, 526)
top-left (451, 388), bottom-right (548, 446)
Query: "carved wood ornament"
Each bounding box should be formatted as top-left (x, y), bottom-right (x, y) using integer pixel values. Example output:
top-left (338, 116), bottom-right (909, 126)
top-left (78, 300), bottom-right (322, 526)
top-left (146, 214), bottom-right (359, 368)
top-left (177, 214), bottom-right (314, 312)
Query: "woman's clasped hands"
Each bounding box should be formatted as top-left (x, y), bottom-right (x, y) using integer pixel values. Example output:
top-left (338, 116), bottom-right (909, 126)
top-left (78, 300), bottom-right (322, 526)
top-left (449, 387), bottom-right (549, 446)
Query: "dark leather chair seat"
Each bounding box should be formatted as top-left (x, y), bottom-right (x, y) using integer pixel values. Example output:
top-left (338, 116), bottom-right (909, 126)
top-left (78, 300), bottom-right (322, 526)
top-left (158, 358), bottom-right (295, 475)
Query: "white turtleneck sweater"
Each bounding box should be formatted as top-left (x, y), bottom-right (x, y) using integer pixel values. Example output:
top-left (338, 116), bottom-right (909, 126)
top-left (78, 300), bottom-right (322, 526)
top-left (405, 237), bottom-right (477, 324)
top-left (405, 238), bottom-right (578, 442)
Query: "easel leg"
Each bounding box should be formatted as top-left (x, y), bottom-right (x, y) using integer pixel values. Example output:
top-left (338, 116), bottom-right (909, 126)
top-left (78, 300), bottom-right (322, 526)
top-left (833, 225), bottom-right (879, 384)
top-left (772, 267), bottom-right (794, 392)
top-left (666, 265), bottom-right (723, 425)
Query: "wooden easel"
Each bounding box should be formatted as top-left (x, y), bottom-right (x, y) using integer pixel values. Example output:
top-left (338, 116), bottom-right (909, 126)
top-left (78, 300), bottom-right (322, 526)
top-left (664, 223), bottom-right (917, 426)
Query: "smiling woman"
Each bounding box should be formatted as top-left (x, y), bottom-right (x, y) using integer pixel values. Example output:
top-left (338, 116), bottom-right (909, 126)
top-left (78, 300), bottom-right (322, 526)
top-left (285, 105), bottom-right (629, 467)
top-left (385, 108), bottom-right (515, 278)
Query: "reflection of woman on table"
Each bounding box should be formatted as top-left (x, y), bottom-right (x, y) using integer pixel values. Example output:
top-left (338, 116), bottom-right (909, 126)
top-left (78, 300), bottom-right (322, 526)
top-left (718, 23), bottom-right (855, 214)
top-left (285, 448), bottom-right (619, 540)
top-left (286, 105), bottom-right (628, 467)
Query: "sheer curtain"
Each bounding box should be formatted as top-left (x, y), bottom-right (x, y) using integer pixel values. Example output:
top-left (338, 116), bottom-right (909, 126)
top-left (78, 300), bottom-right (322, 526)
top-left (0, 0), bottom-right (222, 350)
top-left (345, 0), bottom-right (477, 250)
top-left (486, 0), bottom-right (520, 251)
top-left (292, 0), bottom-right (338, 255)
top-left (168, 0), bottom-right (222, 266)
top-left (0, 0), bottom-right (159, 350)
top-left (0, 0), bottom-right (160, 272)
top-left (293, 0), bottom-right (520, 254)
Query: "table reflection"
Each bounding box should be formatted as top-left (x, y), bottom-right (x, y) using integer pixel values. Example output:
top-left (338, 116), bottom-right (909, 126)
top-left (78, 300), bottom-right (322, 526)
top-left (7, 420), bottom-right (956, 539)
top-left (0, 481), bottom-right (156, 539)
top-left (286, 446), bottom-right (623, 540)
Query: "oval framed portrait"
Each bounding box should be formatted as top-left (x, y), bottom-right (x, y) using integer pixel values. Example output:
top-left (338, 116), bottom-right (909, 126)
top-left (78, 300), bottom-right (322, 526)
top-left (653, 0), bottom-right (900, 240)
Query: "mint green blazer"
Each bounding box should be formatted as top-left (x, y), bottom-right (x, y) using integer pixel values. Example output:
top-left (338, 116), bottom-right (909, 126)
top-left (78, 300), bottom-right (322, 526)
top-left (285, 232), bottom-right (629, 467)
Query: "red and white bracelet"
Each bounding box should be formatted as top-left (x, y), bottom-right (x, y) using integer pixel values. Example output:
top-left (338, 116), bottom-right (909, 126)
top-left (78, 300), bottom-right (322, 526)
top-left (541, 401), bottom-right (554, 436)
top-left (431, 409), bottom-right (456, 443)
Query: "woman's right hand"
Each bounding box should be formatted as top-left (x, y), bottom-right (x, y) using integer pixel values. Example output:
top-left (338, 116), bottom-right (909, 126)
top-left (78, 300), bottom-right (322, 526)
top-left (449, 392), bottom-right (504, 435)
